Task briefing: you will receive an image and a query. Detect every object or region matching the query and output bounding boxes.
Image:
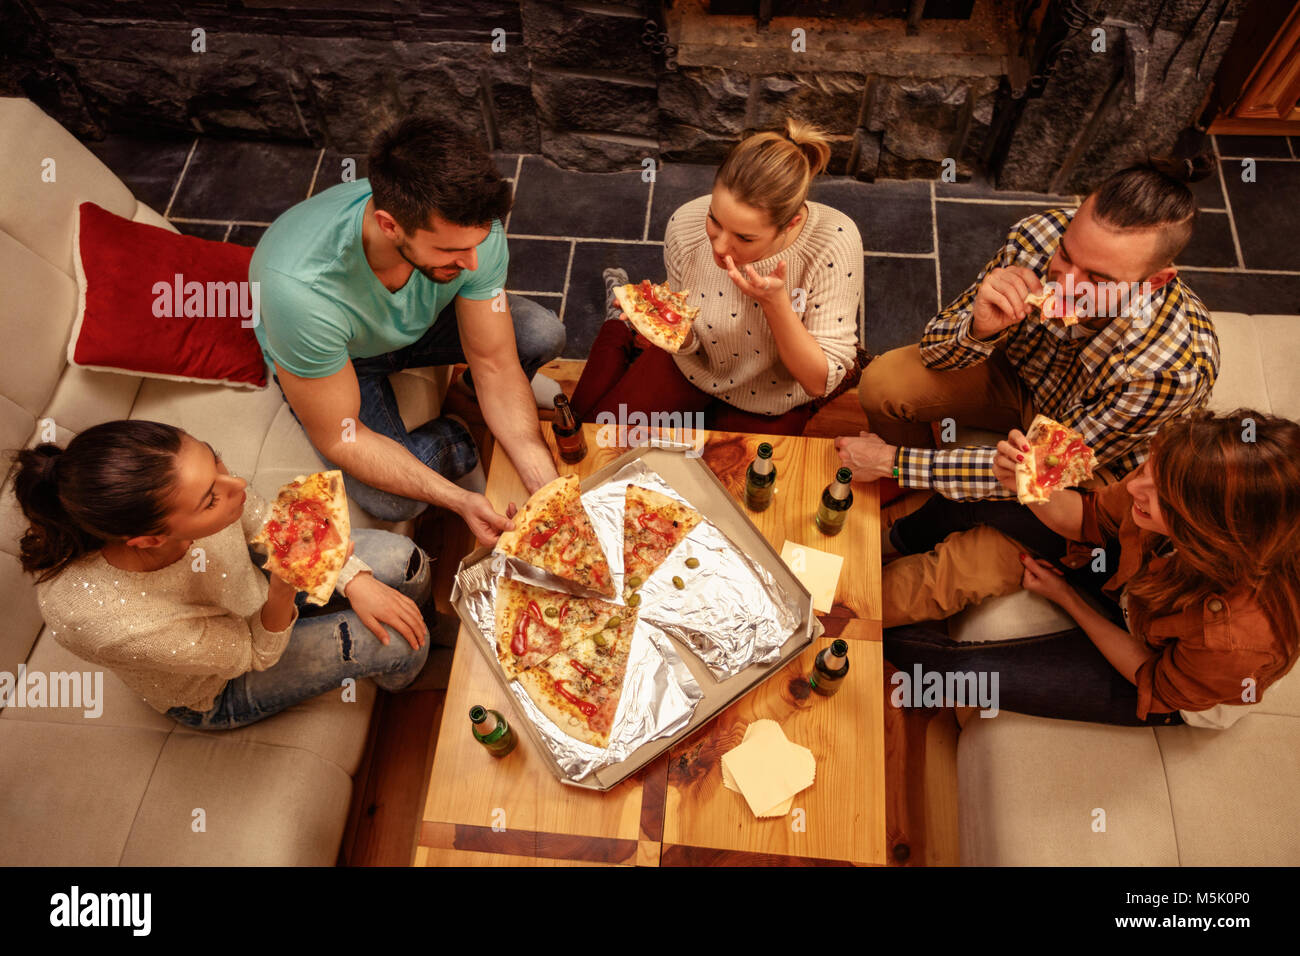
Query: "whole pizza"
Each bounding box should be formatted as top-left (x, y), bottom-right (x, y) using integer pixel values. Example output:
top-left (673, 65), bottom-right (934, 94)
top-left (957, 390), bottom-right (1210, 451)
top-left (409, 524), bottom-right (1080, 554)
top-left (251, 470), bottom-right (350, 605)
top-left (495, 475), bottom-right (615, 596)
top-left (1016, 415), bottom-right (1097, 504)
top-left (613, 279), bottom-right (701, 352)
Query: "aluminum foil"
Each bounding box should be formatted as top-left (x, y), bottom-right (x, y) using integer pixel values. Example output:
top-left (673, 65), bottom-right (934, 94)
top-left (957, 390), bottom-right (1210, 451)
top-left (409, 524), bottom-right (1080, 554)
top-left (452, 454), bottom-right (803, 783)
top-left (582, 459), bottom-right (802, 680)
top-left (455, 554), bottom-right (702, 782)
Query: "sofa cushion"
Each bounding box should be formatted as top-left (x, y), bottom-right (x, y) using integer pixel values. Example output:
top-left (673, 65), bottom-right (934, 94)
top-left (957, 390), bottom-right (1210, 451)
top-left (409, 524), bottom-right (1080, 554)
top-left (948, 589), bottom-right (1076, 645)
top-left (169, 674), bottom-right (378, 776)
top-left (957, 711), bottom-right (1179, 865)
top-left (0, 230), bottom-right (81, 420)
top-left (1204, 313), bottom-right (1271, 414)
top-left (117, 733), bottom-right (355, 866)
top-left (0, 98), bottom-right (139, 278)
top-left (0, 720), bottom-right (170, 865)
top-left (1153, 714), bottom-right (1300, 865)
top-left (70, 202), bottom-right (266, 388)
top-left (1251, 315), bottom-right (1300, 420)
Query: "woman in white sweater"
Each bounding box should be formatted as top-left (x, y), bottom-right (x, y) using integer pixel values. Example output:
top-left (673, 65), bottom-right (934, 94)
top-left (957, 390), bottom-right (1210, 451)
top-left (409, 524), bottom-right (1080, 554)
top-left (12, 420), bottom-right (437, 729)
top-left (570, 118), bottom-right (864, 435)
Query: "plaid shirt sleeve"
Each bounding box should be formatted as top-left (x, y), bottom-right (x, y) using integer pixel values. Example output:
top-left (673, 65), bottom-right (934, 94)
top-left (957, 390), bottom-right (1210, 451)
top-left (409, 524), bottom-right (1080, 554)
top-left (1057, 371), bottom-right (1209, 480)
top-left (918, 212), bottom-right (1068, 370)
top-left (895, 445), bottom-right (1005, 500)
top-left (898, 211), bottom-right (1072, 498)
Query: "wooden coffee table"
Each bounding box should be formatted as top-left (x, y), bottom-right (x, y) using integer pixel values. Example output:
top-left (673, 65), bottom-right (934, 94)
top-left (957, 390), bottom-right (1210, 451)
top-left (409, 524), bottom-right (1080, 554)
top-left (414, 425), bottom-right (885, 866)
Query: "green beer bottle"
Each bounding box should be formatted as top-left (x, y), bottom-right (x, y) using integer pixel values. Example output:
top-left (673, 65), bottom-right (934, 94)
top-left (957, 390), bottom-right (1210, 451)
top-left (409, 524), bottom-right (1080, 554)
top-left (815, 467), bottom-right (854, 535)
top-left (745, 442), bottom-right (776, 512)
top-left (809, 639), bottom-right (850, 697)
top-left (469, 704), bottom-right (517, 757)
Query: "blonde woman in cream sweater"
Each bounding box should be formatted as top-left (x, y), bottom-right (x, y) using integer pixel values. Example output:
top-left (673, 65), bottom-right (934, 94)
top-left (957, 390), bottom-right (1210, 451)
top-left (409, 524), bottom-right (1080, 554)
top-left (11, 420), bottom-right (441, 729)
top-left (570, 118), bottom-right (864, 436)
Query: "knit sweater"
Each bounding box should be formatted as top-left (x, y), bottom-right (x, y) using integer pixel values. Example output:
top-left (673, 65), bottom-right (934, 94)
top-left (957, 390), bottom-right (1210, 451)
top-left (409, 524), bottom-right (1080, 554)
top-left (665, 194), bottom-right (863, 415)
top-left (34, 482), bottom-right (368, 714)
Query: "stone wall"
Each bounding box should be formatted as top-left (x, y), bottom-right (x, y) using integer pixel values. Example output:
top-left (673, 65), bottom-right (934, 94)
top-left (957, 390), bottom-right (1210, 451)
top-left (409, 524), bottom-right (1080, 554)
top-left (0, 0), bottom-right (1244, 187)
top-left (997, 0), bottom-right (1248, 193)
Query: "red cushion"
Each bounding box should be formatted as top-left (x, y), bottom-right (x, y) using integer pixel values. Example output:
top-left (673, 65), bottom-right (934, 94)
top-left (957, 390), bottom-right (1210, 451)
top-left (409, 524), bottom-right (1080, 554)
top-left (69, 202), bottom-right (267, 388)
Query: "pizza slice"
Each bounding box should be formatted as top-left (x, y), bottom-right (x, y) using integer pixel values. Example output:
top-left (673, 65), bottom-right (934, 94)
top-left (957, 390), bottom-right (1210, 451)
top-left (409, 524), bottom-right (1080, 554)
top-left (496, 475), bottom-right (615, 596)
top-left (613, 279), bottom-right (701, 352)
top-left (1025, 282), bottom-right (1078, 327)
top-left (251, 470), bottom-right (350, 605)
top-left (622, 484), bottom-right (703, 592)
top-left (1015, 414), bottom-right (1098, 505)
top-left (493, 578), bottom-right (628, 680)
top-left (516, 612), bottom-right (638, 748)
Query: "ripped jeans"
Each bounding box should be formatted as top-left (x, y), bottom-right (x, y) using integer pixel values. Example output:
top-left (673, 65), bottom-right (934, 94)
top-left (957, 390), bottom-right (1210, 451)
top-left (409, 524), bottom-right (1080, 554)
top-left (165, 528), bottom-right (433, 730)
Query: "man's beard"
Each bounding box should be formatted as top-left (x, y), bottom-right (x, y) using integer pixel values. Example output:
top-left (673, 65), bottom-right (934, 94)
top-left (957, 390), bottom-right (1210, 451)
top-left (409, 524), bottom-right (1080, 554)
top-left (396, 241), bottom-right (460, 284)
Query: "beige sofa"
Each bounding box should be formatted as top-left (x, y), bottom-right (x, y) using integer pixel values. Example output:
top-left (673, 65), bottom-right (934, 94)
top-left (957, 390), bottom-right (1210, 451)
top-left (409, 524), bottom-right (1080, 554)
top-left (0, 98), bottom-right (448, 865)
top-left (948, 312), bottom-right (1300, 865)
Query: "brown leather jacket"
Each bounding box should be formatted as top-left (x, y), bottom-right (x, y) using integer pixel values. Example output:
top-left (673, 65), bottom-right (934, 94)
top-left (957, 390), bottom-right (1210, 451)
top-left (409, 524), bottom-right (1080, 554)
top-left (1072, 476), bottom-right (1293, 720)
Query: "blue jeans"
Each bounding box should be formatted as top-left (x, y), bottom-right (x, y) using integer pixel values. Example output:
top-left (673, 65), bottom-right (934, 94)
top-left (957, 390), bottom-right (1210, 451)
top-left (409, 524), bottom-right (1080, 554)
top-left (275, 294), bottom-right (566, 522)
top-left (165, 529), bottom-right (434, 730)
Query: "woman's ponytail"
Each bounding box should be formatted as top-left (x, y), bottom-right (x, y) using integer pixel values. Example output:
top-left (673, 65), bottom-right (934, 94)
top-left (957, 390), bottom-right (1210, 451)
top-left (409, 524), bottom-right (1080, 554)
top-left (6, 420), bottom-right (185, 583)
top-left (716, 116), bottom-right (833, 230)
top-left (784, 117), bottom-right (832, 179)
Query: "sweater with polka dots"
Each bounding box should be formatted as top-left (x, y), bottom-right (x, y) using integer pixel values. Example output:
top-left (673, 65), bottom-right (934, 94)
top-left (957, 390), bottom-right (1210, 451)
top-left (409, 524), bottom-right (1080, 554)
top-left (666, 194), bottom-right (863, 415)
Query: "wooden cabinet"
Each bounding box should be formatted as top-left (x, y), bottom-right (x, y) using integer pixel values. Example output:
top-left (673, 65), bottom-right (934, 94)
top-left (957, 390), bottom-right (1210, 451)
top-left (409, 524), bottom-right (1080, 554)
top-left (1210, 2), bottom-right (1300, 135)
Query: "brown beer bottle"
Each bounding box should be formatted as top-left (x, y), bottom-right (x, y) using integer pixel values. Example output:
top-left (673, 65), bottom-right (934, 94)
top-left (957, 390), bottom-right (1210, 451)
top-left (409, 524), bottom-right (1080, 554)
top-left (745, 442), bottom-right (776, 512)
top-left (808, 639), bottom-right (849, 697)
top-left (552, 394), bottom-right (587, 464)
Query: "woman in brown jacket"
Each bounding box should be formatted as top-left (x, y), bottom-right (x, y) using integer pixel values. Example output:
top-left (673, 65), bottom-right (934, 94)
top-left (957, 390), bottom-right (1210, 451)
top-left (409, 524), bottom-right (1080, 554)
top-left (882, 409), bottom-right (1300, 726)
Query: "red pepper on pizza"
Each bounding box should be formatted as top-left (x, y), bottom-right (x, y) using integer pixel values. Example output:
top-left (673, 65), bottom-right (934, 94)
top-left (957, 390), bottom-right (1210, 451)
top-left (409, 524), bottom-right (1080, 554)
top-left (251, 470), bottom-right (350, 605)
top-left (495, 475), bottom-right (615, 596)
top-left (1015, 415), bottom-right (1098, 505)
top-left (493, 577), bottom-right (638, 748)
top-left (613, 279), bottom-right (701, 352)
top-left (621, 484), bottom-right (702, 591)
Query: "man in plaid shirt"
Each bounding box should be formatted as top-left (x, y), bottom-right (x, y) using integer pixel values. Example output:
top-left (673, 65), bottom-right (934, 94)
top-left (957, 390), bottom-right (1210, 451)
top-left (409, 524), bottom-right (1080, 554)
top-left (835, 163), bottom-right (1220, 625)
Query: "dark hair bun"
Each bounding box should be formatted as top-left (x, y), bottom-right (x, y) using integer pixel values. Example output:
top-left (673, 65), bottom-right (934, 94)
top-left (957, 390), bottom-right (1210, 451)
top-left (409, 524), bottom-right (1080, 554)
top-left (1149, 153), bottom-right (1216, 185)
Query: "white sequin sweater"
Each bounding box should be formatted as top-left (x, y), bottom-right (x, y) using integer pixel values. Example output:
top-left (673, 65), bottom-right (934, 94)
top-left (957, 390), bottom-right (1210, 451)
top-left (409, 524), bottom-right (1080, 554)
top-left (34, 482), bottom-right (369, 715)
top-left (666, 195), bottom-right (864, 415)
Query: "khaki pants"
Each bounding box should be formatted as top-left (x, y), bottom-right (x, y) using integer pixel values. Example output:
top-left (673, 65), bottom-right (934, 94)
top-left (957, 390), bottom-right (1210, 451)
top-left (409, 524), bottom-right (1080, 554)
top-left (858, 344), bottom-right (1036, 447)
top-left (882, 526), bottom-right (1027, 627)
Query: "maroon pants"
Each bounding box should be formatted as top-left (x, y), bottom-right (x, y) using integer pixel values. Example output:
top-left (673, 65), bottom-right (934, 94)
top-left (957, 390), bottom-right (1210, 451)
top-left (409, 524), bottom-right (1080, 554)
top-left (569, 321), bottom-right (815, 436)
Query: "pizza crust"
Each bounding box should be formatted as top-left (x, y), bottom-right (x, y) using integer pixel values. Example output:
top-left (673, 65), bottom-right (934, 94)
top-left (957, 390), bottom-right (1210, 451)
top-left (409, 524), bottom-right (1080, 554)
top-left (1014, 414), bottom-right (1093, 505)
top-left (614, 283), bottom-right (694, 353)
top-left (495, 475), bottom-right (573, 558)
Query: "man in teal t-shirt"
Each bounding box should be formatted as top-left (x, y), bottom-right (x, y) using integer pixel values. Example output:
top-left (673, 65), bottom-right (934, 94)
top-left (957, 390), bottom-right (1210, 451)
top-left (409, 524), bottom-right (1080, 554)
top-left (250, 117), bottom-right (565, 544)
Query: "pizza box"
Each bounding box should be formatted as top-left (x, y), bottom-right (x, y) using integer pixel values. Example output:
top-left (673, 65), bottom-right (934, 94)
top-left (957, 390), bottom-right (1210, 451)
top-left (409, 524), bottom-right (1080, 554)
top-left (452, 441), bottom-right (820, 791)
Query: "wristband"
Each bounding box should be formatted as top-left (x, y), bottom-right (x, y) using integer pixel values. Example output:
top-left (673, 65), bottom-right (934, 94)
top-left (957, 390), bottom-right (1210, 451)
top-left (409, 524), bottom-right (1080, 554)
top-left (892, 466), bottom-right (899, 479)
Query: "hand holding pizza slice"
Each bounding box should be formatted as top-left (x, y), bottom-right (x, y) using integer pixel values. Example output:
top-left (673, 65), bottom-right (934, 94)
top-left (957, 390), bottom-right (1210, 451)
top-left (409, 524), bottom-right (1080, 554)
top-left (251, 470), bottom-right (351, 605)
top-left (495, 475), bottom-right (615, 596)
top-left (613, 279), bottom-right (701, 353)
top-left (1014, 415), bottom-right (1098, 505)
top-left (1025, 282), bottom-right (1078, 327)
